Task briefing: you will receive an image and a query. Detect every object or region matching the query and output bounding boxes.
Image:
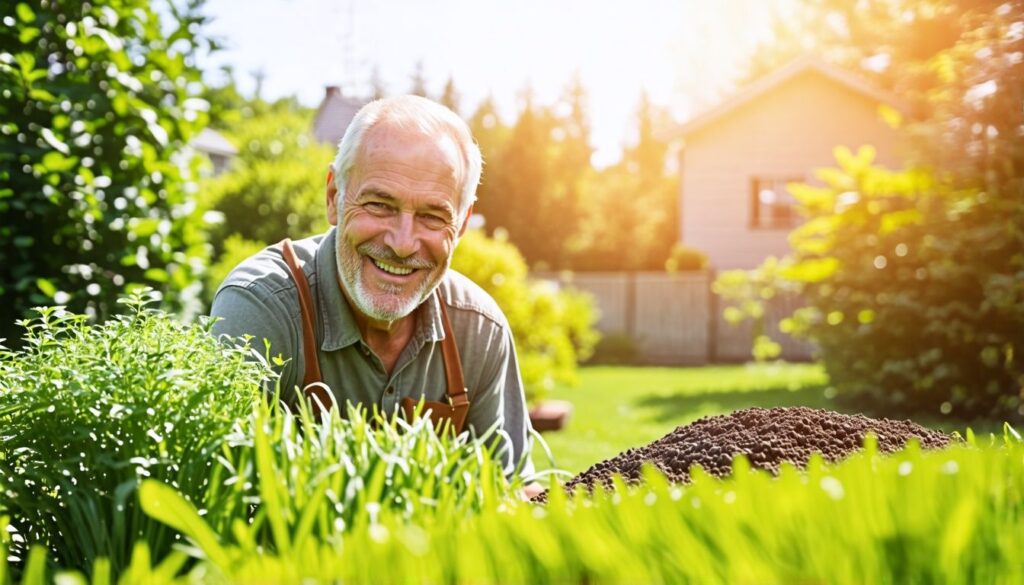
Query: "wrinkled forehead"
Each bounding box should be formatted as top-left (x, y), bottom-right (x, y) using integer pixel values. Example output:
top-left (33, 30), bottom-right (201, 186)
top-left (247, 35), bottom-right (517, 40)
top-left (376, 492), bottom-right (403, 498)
top-left (356, 121), bottom-right (467, 189)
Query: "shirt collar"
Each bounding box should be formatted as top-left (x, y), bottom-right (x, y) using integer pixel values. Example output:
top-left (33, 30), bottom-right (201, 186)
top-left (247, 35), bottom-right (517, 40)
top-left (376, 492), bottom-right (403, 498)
top-left (315, 227), bottom-right (446, 352)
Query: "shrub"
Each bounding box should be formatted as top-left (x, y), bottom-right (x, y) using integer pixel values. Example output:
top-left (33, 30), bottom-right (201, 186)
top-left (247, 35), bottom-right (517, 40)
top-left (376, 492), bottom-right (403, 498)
top-left (716, 146), bottom-right (1024, 420)
top-left (0, 0), bottom-right (213, 345)
top-left (198, 106), bottom-right (334, 258)
top-left (586, 333), bottom-right (639, 365)
top-left (452, 229), bottom-right (599, 403)
top-left (0, 291), bottom-right (269, 574)
top-left (664, 243), bottom-right (709, 272)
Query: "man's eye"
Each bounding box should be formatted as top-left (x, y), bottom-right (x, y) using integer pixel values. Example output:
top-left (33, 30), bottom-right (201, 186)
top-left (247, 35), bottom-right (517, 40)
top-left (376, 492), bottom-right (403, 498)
top-left (419, 214), bottom-right (449, 230)
top-left (365, 202), bottom-right (393, 214)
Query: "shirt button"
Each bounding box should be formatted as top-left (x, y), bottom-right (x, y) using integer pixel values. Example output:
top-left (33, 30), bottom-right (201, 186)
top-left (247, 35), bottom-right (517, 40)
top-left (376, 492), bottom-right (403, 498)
top-left (385, 387), bottom-right (395, 395)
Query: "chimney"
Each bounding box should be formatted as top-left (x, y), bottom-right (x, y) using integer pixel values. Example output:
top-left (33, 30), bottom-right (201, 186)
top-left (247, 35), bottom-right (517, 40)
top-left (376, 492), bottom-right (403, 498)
top-left (325, 86), bottom-right (341, 99)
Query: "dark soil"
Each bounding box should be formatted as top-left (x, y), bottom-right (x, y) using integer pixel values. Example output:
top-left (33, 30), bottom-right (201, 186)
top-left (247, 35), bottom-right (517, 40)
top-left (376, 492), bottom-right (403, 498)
top-left (538, 406), bottom-right (952, 501)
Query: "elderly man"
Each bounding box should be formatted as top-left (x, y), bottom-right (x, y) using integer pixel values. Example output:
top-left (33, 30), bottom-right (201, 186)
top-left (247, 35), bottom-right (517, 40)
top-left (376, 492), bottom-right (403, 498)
top-left (210, 95), bottom-right (535, 482)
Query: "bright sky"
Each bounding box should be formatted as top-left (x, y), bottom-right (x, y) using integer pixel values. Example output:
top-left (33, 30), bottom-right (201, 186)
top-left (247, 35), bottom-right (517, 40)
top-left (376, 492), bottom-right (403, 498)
top-left (202, 0), bottom-right (789, 166)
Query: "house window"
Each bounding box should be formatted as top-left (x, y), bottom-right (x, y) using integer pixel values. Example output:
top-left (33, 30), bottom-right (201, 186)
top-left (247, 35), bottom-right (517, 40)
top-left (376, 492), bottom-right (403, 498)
top-left (751, 176), bottom-right (802, 229)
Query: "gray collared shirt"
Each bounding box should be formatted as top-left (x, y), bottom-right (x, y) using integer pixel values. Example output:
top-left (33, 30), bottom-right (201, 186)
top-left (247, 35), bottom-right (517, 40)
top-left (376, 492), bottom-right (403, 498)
top-left (209, 227), bottom-right (534, 477)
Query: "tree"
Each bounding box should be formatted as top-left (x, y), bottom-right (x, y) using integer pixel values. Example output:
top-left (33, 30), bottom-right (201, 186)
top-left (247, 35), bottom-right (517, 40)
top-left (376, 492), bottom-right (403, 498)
top-left (572, 92), bottom-right (678, 271)
top-left (368, 65), bottom-right (388, 100)
top-left (408, 60), bottom-right (429, 98)
top-left (439, 75), bottom-right (460, 114)
top-left (0, 0), bottom-right (213, 345)
top-left (199, 101), bottom-right (334, 260)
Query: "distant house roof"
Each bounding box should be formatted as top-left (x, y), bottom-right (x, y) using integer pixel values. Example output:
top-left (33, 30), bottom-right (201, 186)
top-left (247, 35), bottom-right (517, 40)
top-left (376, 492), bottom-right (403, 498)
top-left (313, 86), bottom-right (366, 146)
top-left (190, 128), bottom-right (238, 157)
top-left (677, 55), bottom-right (904, 138)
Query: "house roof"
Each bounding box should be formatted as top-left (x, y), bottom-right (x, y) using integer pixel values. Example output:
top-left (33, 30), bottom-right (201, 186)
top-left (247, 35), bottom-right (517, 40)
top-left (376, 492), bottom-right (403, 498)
top-left (313, 86), bottom-right (366, 146)
top-left (191, 128), bottom-right (237, 157)
top-left (676, 55), bottom-right (903, 138)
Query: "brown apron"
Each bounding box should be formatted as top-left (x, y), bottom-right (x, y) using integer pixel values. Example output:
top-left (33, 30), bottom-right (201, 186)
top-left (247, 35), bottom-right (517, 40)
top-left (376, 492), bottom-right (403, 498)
top-left (279, 239), bottom-right (470, 433)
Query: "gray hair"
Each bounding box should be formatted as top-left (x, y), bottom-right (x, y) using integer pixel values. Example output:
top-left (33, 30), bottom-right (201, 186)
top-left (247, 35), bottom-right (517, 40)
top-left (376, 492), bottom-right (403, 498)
top-left (330, 95), bottom-right (482, 221)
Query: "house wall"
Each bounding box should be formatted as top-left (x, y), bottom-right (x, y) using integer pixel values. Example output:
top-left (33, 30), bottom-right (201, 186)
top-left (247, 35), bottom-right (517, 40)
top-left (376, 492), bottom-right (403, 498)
top-left (680, 70), bottom-right (905, 270)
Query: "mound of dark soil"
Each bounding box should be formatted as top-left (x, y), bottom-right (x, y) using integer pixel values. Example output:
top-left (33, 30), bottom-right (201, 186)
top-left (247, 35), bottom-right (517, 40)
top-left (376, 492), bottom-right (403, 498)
top-left (540, 406), bottom-right (951, 501)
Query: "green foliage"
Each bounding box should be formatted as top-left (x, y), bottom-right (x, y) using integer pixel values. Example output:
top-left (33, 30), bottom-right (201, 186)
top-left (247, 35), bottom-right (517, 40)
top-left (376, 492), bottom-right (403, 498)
top-left (160, 399), bottom-right (513, 562)
top-left (585, 333), bottom-right (638, 365)
top-left (572, 92), bottom-right (680, 272)
top-left (452, 230), bottom-right (599, 403)
top-left (717, 148), bottom-right (1024, 420)
top-left (723, 2), bottom-right (1024, 420)
top-left (0, 294), bottom-right (514, 578)
top-left (198, 104), bottom-right (334, 256)
top-left (664, 242), bottom-right (709, 273)
top-left (14, 432), bottom-right (1024, 584)
top-left (0, 290), bottom-right (268, 574)
top-left (471, 89), bottom-right (678, 272)
top-left (0, 0), bottom-right (213, 345)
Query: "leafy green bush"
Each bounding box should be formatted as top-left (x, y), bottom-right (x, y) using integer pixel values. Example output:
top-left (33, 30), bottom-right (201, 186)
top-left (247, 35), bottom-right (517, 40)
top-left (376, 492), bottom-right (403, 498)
top-left (0, 0), bottom-right (213, 345)
top-left (0, 291), bottom-right (268, 574)
top-left (452, 229), bottom-right (599, 403)
top-left (664, 242), bottom-right (709, 272)
top-left (716, 147), bottom-right (1024, 420)
top-left (198, 106), bottom-right (334, 257)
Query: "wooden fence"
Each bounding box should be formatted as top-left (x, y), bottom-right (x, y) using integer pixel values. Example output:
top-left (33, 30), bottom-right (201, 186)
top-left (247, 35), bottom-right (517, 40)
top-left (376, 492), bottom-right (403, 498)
top-left (535, 271), bottom-right (815, 365)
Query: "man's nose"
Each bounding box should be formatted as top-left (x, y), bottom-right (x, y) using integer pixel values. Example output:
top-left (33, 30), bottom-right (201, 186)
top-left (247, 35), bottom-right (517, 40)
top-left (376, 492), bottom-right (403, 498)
top-left (384, 212), bottom-right (420, 258)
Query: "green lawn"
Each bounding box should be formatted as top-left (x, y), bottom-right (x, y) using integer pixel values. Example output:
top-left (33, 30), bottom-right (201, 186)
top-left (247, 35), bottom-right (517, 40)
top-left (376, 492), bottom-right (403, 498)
top-left (533, 362), bottom-right (1003, 477)
top-left (534, 362), bottom-right (833, 475)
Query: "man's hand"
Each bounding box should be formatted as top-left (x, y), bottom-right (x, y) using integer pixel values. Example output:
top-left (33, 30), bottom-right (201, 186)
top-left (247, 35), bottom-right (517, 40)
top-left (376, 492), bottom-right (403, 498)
top-left (519, 481), bottom-right (545, 501)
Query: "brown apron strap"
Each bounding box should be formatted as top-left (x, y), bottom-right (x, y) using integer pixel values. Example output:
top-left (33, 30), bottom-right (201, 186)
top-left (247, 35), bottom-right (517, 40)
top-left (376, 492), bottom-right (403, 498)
top-left (279, 239), bottom-right (331, 415)
top-left (438, 301), bottom-right (469, 432)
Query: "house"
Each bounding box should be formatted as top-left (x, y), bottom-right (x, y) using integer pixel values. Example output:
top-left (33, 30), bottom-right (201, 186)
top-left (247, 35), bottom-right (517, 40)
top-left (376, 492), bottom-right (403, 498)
top-left (312, 86), bottom-right (366, 146)
top-left (190, 128), bottom-right (237, 175)
top-left (676, 56), bottom-right (907, 270)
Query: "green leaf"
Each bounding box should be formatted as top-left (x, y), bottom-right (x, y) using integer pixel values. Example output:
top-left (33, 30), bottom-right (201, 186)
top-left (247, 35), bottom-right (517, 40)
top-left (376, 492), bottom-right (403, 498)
top-left (36, 278), bottom-right (56, 298)
top-left (143, 268), bottom-right (168, 283)
top-left (41, 151), bottom-right (79, 173)
top-left (878, 104), bottom-right (902, 129)
top-left (139, 480), bottom-right (232, 569)
top-left (18, 26), bottom-right (40, 44)
top-left (879, 209), bottom-right (922, 235)
top-left (781, 258), bottom-right (840, 283)
top-left (15, 2), bottom-right (35, 23)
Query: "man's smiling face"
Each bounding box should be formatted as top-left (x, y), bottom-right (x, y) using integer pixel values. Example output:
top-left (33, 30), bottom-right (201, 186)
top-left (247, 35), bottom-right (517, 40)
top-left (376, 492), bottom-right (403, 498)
top-left (328, 122), bottom-right (468, 323)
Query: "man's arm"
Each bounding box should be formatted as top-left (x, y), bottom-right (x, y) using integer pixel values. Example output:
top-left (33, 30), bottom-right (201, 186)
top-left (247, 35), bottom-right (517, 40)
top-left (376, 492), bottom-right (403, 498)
top-left (465, 325), bottom-right (536, 482)
top-left (210, 284), bottom-right (301, 405)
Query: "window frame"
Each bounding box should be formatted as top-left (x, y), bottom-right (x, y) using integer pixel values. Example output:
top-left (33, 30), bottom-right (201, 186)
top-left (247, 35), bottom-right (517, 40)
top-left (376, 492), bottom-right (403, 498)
top-left (750, 175), bottom-right (803, 230)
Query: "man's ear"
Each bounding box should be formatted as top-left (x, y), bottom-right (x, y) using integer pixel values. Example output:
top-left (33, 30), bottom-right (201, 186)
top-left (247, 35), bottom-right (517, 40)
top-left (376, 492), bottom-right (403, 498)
top-left (325, 168), bottom-right (338, 226)
top-left (457, 204), bottom-right (474, 237)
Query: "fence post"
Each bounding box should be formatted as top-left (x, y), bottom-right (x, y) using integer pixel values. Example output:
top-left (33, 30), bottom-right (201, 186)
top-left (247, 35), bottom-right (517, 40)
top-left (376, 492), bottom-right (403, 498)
top-left (707, 268), bottom-right (718, 363)
top-left (625, 271), bottom-right (637, 340)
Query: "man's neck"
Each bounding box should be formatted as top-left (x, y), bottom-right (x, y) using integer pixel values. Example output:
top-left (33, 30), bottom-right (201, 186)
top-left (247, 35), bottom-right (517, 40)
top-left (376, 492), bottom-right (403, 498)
top-left (339, 281), bottom-right (418, 373)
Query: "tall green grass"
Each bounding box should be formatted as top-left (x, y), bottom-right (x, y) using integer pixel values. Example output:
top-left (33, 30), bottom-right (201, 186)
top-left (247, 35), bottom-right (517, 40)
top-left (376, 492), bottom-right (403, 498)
top-left (8, 433), bottom-right (1023, 584)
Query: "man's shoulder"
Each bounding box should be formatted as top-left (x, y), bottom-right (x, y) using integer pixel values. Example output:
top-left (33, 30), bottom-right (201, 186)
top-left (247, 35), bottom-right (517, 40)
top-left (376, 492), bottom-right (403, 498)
top-left (438, 270), bottom-right (508, 329)
top-left (216, 234), bottom-right (325, 299)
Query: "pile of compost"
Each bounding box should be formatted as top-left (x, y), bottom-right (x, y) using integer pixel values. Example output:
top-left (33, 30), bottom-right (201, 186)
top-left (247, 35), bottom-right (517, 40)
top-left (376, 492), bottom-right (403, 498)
top-left (541, 406), bottom-right (952, 500)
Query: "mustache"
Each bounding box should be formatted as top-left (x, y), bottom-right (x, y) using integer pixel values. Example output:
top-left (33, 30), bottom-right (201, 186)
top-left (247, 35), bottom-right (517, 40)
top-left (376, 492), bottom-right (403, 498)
top-left (357, 242), bottom-right (436, 270)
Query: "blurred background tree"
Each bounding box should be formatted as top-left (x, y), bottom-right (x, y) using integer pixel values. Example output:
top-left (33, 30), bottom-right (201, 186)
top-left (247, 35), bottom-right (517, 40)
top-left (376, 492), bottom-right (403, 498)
top-left (0, 0), bottom-right (213, 347)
